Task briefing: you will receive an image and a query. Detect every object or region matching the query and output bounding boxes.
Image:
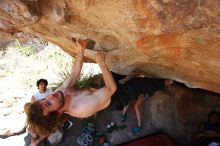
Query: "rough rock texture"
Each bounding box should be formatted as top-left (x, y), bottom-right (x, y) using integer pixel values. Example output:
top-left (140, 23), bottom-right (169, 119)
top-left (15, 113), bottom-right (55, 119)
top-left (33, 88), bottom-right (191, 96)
top-left (102, 83), bottom-right (220, 146)
top-left (0, 0), bottom-right (219, 94)
top-left (0, 1), bottom-right (220, 145)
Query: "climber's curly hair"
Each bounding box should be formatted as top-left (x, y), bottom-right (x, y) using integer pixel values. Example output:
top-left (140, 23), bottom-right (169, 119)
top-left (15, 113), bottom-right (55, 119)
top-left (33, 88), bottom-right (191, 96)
top-left (25, 102), bottom-right (67, 136)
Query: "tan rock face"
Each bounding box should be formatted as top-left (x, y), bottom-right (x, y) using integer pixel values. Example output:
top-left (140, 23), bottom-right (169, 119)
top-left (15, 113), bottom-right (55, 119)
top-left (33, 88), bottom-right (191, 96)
top-left (0, 0), bottom-right (220, 94)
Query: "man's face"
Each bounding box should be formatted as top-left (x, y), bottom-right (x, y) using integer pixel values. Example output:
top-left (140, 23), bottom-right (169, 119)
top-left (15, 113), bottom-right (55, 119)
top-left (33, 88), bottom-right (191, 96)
top-left (39, 91), bottom-right (64, 116)
top-left (38, 81), bottom-right (47, 93)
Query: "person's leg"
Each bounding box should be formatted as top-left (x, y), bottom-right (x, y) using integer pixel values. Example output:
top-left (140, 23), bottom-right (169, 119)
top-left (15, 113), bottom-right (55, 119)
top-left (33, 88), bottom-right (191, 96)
top-left (122, 104), bottom-right (129, 115)
top-left (121, 104), bottom-right (129, 122)
top-left (132, 94), bottom-right (145, 133)
top-left (133, 94), bottom-right (145, 127)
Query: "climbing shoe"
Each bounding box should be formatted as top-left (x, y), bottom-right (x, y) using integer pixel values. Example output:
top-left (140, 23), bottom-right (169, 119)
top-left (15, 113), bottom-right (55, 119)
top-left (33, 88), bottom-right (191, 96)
top-left (132, 126), bottom-right (142, 133)
top-left (120, 114), bottom-right (127, 122)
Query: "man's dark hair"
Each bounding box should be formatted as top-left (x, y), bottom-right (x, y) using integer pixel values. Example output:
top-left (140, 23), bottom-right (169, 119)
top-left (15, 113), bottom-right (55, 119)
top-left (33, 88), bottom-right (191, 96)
top-left (36, 79), bottom-right (48, 88)
top-left (25, 102), bottom-right (66, 136)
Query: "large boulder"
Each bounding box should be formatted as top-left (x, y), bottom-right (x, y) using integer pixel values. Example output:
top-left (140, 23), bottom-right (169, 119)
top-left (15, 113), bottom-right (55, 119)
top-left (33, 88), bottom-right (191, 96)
top-left (0, 1), bottom-right (220, 145)
top-left (101, 83), bottom-right (220, 145)
top-left (0, 0), bottom-right (219, 94)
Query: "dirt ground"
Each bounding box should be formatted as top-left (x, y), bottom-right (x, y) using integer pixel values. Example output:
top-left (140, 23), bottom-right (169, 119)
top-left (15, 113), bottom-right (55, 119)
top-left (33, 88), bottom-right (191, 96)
top-left (23, 107), bottom-right (147, 146)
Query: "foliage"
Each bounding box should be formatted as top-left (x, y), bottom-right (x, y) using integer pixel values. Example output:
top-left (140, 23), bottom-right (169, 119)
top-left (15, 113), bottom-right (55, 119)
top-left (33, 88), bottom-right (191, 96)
top-left (75, 73), bottom-right (95, 89)
top-left (51, 69), bottom-right (98, 90)
top-left (14, 39), bottom-right (37, 56)
top-left (50, 64), bottom-right (72, 90)
top-left (1, 39), bottom-right (99, 96)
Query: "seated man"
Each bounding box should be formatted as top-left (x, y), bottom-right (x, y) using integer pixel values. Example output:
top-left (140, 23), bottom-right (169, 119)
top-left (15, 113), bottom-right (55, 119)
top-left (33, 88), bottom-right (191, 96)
top-left (31, 79), bottom-right (53, 103)
top-left (25, 78), bottom-right (73, 146)
top-left (196, 111), bottom-right (220, 146)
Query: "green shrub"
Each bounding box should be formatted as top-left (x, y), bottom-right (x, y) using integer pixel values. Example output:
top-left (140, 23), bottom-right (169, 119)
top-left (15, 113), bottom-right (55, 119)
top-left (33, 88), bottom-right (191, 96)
top-left (75, 73), bottom-right (95, 89)
top-left (2, 39), bottom-right (100, 93)
top-left (14, 39), bottom-right (37, 56)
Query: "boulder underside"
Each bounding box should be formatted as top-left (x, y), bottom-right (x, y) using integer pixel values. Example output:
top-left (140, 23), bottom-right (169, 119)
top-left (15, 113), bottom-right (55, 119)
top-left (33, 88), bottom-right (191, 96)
top-left (0, 0), bottom-right (220, 145)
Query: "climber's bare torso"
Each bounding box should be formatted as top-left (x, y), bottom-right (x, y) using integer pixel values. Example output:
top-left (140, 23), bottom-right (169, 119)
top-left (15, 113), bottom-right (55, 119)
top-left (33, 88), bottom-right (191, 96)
top-left (58, 87), bottom-right (112, 118)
